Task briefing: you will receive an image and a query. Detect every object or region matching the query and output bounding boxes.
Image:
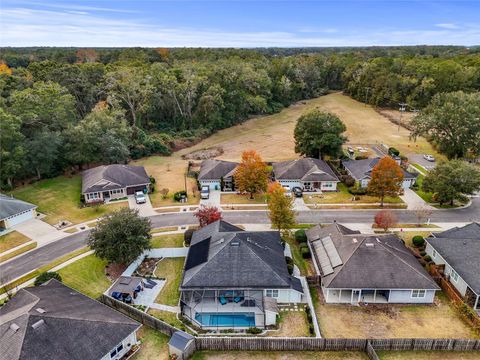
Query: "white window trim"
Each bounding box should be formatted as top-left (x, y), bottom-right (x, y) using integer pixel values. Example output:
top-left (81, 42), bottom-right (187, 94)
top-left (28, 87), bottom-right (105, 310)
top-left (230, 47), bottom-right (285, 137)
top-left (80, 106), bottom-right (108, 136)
top-left (411, 289), bottom-right (426, 298)
top-left (451, 269), bottom-right (459, 283)
top-left (266, 289), bottom-right (279, 298)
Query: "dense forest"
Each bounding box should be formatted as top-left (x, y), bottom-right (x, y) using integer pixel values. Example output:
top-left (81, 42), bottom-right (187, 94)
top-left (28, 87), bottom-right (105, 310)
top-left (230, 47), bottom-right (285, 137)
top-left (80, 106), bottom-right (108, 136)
top-left (1, 46), bottom-right (480, 189)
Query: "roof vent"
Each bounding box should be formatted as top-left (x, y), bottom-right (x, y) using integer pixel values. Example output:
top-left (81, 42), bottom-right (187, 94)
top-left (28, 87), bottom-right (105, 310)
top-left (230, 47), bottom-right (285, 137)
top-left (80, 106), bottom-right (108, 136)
top-left (10, 323), bottom-right (20, 332)
top-left (230, 240), bottom-right (240, 246)
top-left (352, 238), bottom-right (358, 243)
top-left (365, 243), bottom-right (375, 247)
top-left (31, 319), bottom-right (45, 329)
top-left (217, 238), bottom-right (225, 244)
top-left (376, 238), bottom-right (381, 243)
top-left (35, 308), bottom-right (46, 314)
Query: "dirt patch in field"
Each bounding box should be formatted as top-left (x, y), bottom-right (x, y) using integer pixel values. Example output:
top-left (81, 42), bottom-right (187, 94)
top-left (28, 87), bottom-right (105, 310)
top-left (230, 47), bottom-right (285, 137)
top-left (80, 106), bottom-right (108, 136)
top-left (182, 146), bottom-right (224, 160)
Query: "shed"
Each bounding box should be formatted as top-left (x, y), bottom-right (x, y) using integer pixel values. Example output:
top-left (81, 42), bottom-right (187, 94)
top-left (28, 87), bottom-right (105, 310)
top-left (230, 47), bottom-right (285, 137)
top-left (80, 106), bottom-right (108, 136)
top-left (168, 331), bottom-right (195, 360)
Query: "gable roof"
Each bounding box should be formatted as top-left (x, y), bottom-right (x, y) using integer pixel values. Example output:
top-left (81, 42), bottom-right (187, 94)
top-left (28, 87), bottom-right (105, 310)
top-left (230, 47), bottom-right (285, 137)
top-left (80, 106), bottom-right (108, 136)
top-left (169, 330), bottom-right (194, 351)
top-left (198, 160), bottom-right (238, 181)
top-left (181, 220), bottom-right (303, 292)
top-left (342, 157), bottom-right (417, 181)
top-left (306, 224), bottom-right (438, 290)
top-left (273, 158), bottom-right (339, 182)
top-left (0, 280), bottom-right (140, 360)
top-left (0, 195), bottom-right (36, 221)
top-left (82, 165), bottom-right (150, 193)
top-left (427, 223), bottom-right (480, 293)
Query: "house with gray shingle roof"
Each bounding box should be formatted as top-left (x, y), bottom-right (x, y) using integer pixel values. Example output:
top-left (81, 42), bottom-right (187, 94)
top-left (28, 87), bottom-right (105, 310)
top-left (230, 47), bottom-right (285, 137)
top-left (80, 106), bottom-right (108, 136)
top-left (342, 157), bottom-right (417, 189)
top-left (425, 223), bottom-right (480, 311)
top-left (82, 164), bottom-right (150, 203)
top-left (0, 279), bottom-right (141, 360)
top-left (197, 159), bottom-right (238, 191)
top-left (306, 223), bottom-right (439, 304)
top-left (0, 194), bottom-right (37, 230)
top-left (272, 158), bottom-right (339, 192)
top-left (180, 220), bottom-right (304, 329)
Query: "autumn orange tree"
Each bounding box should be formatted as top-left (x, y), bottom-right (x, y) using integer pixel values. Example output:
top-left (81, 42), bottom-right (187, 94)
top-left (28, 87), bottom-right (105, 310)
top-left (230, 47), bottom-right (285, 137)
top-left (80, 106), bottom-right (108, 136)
top-left (267, 182), bottom-right (296, 235)
top-left (234, 150), bottom-right (269, 199)
top-left (367, 157), bottom-right (404, 206)
top-left (374, 209), bottom-right (397, 232)
top-left (194, 205), bottom-right (222, 228)
top-left (0, 61), bottom-right (12, 75)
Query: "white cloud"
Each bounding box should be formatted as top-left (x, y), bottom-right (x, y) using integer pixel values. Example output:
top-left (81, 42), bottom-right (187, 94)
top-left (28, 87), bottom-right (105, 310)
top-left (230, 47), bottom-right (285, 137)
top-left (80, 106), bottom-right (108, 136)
top-left (1, 6), bottom-right (479, 47)
top-left (435, 23), bottom-right (459, 29)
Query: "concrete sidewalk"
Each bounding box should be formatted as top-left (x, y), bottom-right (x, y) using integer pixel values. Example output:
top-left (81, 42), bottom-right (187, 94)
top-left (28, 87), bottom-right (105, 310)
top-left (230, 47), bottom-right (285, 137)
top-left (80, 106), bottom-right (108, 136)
top-left (13, 219), bottom-right (67, 246)
top-left (400, 188), bottom-right (435, 210)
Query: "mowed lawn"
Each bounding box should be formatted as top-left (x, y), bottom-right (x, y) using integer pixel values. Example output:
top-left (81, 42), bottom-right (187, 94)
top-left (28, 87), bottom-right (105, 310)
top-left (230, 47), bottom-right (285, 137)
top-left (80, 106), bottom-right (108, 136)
top-left (57, 254), bottom-right (111, 299)
top-left (0, 231), bottom-right (30, 253)
top-left (303, 184), bottom-right (404, 205)
top-left (378, 351), bottom-right (480, 360)
top-left (11, 175), bottom-right (128, 225)
top-left (154, 257), bottom-right (185, 306)
top-left (133, 326), bottom-right (170, 360)
top-left (150, 234), bottom-right (184, 248)
top-left (266, 310), bottom-right (311, 337)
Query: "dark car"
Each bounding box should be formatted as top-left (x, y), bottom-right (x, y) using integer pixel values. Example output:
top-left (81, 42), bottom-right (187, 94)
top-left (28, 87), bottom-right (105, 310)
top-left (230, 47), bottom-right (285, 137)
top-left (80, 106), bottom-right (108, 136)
top-left (292, 187), bottom-right (303, 198)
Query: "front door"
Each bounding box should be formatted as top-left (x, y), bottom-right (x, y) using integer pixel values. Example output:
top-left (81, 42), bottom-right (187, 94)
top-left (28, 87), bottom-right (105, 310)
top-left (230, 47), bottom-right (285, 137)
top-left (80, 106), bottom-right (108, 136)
top-left (352, 290), bottom-right (361, 304)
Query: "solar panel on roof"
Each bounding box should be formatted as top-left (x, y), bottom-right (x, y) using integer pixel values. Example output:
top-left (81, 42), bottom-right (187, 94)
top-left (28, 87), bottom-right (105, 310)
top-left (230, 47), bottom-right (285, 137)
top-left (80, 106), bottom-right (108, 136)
top-left (321, 236), bottom-right (343, 268)
top-left (313, 241), bottom-right (334, 276)
top-left (185, 237), bottom-right (210, 270)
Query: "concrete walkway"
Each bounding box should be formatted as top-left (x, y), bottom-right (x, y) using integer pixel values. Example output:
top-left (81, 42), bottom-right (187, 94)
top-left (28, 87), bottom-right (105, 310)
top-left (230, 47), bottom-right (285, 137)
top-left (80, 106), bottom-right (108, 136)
top-left (400, 188), bottom-right (435, 210)
top-left (128, 194), bottom-right (157, 217)
top-left (13, 219), bottom-right (66, 246)
top-left (149, 303), bottom-right (180, 313)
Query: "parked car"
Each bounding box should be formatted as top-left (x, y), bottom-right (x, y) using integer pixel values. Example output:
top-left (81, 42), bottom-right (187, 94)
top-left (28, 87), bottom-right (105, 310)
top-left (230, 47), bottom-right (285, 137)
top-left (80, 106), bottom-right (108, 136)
top-left (292, 187), bottom-right (303, 198)
top-left (135, 191), bottom-right (146, 204)
top-left (201, 186), bottom-right (210, 200)
top-left (423, 154), bottom-right (435, 162)
top-left (282, 185), bottom-right (292, 197)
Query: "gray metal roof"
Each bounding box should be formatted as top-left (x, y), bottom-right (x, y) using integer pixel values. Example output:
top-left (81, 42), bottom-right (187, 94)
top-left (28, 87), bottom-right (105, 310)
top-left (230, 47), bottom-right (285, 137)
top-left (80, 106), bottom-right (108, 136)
top-left (273, 158), bottom-right (339, 182)
top-left (307, 224), bottom-right (439, 290)
top-left (427, 223), bottom-right (480, 293)
top-left (342, 157), bottom-right (417, 181)
top-left (0, 194), bottom-right (36, 221)
top-left (181, 220), bottom-right (303, 292)
top-left (82, 165), bottom-right (150, 193)
top-left (197, 160), bottom-right (238, 181)
top-left (0, 279), bottom-right (141, 360)
top-left (168, 330), bottom-right (194, 351)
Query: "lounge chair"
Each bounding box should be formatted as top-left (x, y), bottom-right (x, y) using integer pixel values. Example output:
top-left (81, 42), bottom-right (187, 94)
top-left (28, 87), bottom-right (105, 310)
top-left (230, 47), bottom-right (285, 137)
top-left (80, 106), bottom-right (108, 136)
top-left (143, 282), bottom-right (155, 289)
top-left (111, 292), bottom-right (122, 300)
top-left (219, 296), bottom-right (227, 305)
top-left (233, 296), bottom-right (243, 303)
top-left (146, 278), bottom-right (157, 286)
top-left (241, 299), bottom-right (256, 307)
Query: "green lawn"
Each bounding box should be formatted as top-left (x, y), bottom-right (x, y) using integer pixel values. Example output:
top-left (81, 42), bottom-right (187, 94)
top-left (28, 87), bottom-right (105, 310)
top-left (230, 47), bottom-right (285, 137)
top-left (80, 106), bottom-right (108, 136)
top-left (57, 254), bottom-right (111, 299)
top-left (0, 242), bottom-right (37, 263)
top-left (154, 257), bottom-right (185, 306)
top-left (192, 351), bottom-right (368, 360)
top-left (151, 234), bottom-right (184, 248)
top-left (134, 326), bottom-right (170, 360)
top-left (148, 309), bottom-right (184, 329)
top-left (11, 175), bottom-right (128, 225)
top-left (221, 193), bottom-right (268, 204)
top-left (303, 184), bottom-right (403, 205)
top-left (0, 231), bottom-right (30, 253)
top-left (285, 236), bottom-right (313, 276)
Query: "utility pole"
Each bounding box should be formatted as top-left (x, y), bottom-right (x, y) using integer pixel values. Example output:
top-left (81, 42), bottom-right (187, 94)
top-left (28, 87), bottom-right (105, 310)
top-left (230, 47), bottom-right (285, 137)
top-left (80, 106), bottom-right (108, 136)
top-left (364, 87), bottom-right (371, 107)
top-left (398, 102), bottom-right (407, 132)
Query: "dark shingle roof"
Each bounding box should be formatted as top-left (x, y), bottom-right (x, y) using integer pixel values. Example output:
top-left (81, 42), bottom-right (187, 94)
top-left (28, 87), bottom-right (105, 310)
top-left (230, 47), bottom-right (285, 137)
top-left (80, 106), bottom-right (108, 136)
top-left (306, 224), bottom-right (438, 290)
top-left (342, 157), bottom-right (417, 181)
top-left (0, 280), bottom-right (140, 360)
top-left (273, 158), bottom-right (339, 182)
top-left (427, 223), bottom-right (480, 293)
top-left (0, 194), bottom-right (36, 221)
top-left (169, 330), bottom-right (194, 351)
top-left (198, 160), bottom-right (238, 181)
top-left (181, 221), bottom-right (303, 292)
top-left (82, 165), bottom-right (150, 193)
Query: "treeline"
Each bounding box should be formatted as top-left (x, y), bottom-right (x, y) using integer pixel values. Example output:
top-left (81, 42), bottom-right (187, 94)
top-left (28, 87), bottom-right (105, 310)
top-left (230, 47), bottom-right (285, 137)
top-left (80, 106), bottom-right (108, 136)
top-left (1, 46), bottom-right (480, 189)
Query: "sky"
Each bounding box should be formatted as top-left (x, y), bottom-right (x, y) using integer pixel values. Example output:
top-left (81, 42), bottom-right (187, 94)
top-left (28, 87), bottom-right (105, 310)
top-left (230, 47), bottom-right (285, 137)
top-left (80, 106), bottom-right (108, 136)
top-left (1, 0), bottom-right (480, 47)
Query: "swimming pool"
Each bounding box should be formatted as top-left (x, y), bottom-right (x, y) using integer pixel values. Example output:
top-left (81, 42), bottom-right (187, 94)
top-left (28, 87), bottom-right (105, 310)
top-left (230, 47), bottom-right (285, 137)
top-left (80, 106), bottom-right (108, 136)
top-left (195, 312), bottom-right (256, 327)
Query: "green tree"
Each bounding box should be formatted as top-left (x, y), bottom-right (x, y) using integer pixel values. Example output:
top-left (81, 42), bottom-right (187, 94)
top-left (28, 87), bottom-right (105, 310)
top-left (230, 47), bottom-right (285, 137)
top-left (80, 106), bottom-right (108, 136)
top-left (0, 109), bottom-right (25, 188)
top-left (411, 91), bottom-right (480, 159)
top-left (294, 109), bottom-right (347, 159)
top-left (422, 160), bottom-right (480, 206)
top-left (27, 130), bottom-right (63, 179)
top-left (87, 208), bottom-right (151, 265)
top-left (267, 182), bottom-right (296, 235)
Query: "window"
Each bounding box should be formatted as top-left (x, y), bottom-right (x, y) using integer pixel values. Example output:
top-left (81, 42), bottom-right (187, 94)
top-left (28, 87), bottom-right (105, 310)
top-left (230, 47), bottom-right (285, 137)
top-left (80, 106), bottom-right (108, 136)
top-left (110, 349), bottom-right (117, 358)
top-left (411, 290), bottom-right (426, 298)
top-left (432, 249), bottom-right (437, 259)
top-left (117, 344), bottom-right (124, 353)
top-left (266, 289), bottom-right (278, 298)
top-left (87, 192), bottom-right (100, 200)
top-left (451, 269), bottom-right (459, 282)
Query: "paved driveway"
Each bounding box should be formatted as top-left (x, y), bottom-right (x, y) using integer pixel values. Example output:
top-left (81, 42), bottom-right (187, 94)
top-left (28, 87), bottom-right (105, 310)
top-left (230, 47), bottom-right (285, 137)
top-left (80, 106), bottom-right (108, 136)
top-left (400, 188), bottom-right (435, 210)
top-left (13, 219), bottom-right (66, 246)
top-left (408, 154), bottom-right (436, 171)
top-left (293, 196), bottom-right (309, 211)
top-left (128, 194), bottom-right (157, 217)
top-left (200, 190), bottom-right (221, 208)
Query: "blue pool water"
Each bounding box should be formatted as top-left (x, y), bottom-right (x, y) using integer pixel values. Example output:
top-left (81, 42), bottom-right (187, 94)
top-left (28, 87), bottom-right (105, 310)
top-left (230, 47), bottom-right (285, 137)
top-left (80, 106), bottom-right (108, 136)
top-left (195, 312), bottom-right (255, 327)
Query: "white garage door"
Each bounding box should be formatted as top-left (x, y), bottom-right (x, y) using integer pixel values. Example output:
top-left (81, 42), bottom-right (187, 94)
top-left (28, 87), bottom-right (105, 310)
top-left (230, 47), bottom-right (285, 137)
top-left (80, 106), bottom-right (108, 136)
top-left (402, 179), bottom-right (412, 189)
top-left (7, 209), bottom-right (35, 228)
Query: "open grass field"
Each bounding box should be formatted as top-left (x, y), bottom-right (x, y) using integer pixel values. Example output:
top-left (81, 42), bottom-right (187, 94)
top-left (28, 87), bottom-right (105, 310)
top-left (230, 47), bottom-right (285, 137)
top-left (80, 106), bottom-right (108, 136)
top-left (313, 290), bottom-right (477, 339)
top-left (11, 175), bottom-right (128, 225)
top-left (192, 351), bottom-right (368, 360)
top-left (0, 231), bottom-right (30, 253)
top-left (150, 233), bottom-right (184, 248)
top-left (154, 257), bottom-right (185, 306)
top-left (378, 351), bottom-right (480, 360)
top-left (133, 326), bottom-right (170, 360)
top-left (57, 254), bottom-right (111, 299)
top-left (266, 310), bottom-right (311, 337)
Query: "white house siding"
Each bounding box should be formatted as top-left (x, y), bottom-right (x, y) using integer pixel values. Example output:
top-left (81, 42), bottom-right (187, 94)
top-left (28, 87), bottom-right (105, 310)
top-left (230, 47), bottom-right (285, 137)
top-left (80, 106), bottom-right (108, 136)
top-left (360, 178), bottom-right (370, 188)
top-left (358, 177), bottom-right (413, 189)
top-left (264, 289), bottom-right (303, 303)
top-left (199, 180), bottom-right (221, 190)
top-left (323, 288), bottom-right (435, 304)
top-left (388, 289), bottom-right (436, 303)
top-left (278, 180), bottom-right (338, 192)
top-left (320, 181), bottom-right (338, 191)
top-left (100, 331), bottom-right (138, 360)
top-left (4, 208), bottom-right (36, 228)
top-left (265, 310), bottom-right (277, 326)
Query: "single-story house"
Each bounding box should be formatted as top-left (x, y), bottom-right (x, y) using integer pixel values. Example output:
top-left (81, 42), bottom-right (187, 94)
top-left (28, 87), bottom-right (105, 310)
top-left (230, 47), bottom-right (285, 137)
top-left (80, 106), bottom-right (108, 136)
top-left (0, 194), bottom-right (37, 230)
top-left (306, 223), bottom-right (439, 304)
top-left (180, 220), bottom-right (304, 329)
top-left (342, 157), bottom-right (417, 189)
top-left (82, 164), bottom-right (150, 203)
top-left (0, 279), bottom-right (141, 360)
top-left (197, 159), bottom-right (238, 191)
top-left (272, 158), bottom-right (340, 192)
top-left (425, 223), bottom-right (480, 311)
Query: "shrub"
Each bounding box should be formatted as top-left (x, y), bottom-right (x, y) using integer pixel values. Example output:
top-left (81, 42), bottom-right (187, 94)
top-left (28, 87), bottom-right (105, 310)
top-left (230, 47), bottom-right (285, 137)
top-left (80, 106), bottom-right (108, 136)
top-left (388, 147), bottom-right (400, 157)
top-left (424, 255), bottom-right (432, 262)
top-left (355, 155), bottom-right (368, 160)
top-left (184, 229), bottom-right (194, 246)
top-left (173, 190), bottom-right (187, 202)
top-left (420, 250), bottom-right (426, 256)
top-left (301, 247), bottom-right (311, 259)
top-left (34, 272), bottom-right (62, 286)
top-left (295, 229), bottom-right (307, 243)
top-left (341, 175), bottom-right (356, 187)
top-left (412, 235), bottom-right (425, 247)
top-left (149, 175), bottom-right (156, 184)
top-left (348, 186), bottom-right (367, 195)
top-left (309, 324), bottom-right (315, 335)
top-left (247, 327), bottom-right (262, 335)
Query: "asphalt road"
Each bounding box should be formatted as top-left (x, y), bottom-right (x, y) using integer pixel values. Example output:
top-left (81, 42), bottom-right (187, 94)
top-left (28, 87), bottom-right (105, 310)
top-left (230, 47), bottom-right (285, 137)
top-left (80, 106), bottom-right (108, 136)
top-left (2, 199), bottom-right (479, 284)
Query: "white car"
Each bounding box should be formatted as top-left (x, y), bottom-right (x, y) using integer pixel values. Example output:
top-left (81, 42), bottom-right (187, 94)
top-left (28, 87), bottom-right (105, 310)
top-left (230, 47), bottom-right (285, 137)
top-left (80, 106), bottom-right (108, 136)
top-left (135, 191), bottom-right (146, 204)
top-left (423, 154), bottom-right (435, 162)
top-left (201, 186), bottom-right (210, 200)
top-left (282, 185), bottom-right (292, 197)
